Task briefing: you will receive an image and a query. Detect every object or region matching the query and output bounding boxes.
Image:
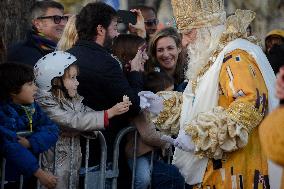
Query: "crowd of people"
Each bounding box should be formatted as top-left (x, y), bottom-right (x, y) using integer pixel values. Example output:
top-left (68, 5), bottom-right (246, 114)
top-left (0, 0), bottom-right (283, 189)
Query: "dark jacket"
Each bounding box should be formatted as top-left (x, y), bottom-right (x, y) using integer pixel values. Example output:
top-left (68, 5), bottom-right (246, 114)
top-left (67, 40), bottom-right (143, 162)
top-left (7, 31), bottom-right (55, 66)
top-left (267, 44), bottom-right (284, 74)
top-left (0, 101), bottom-right (59, 181)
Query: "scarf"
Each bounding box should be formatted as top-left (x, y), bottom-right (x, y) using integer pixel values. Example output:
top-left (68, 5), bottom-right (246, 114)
top-left (31, 29), bottom-right (56, 52)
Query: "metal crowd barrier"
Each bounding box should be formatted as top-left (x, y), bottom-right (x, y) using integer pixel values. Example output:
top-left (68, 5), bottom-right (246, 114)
top-left (110, 126), bottom-right (137, 189)
top-left (83, 131), bottom-right (107, 189)
top-left (109, 126), bottom-right (171, 189)
top-left (1, 127), bottom-right (173, 189)
top-left (0, 130), bottom-right (107, 189)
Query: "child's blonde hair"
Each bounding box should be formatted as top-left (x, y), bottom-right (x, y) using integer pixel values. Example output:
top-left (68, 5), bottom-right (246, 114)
top-left (57, 15), bottom-right (78, 51)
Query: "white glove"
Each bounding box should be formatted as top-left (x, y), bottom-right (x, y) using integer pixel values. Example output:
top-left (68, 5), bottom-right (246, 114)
top-left (139, 95), bottom-right (150, 109)
top-left (138, 91), bottom-right (164, 115)
top-left (161, 130), bottom-right (195, 152)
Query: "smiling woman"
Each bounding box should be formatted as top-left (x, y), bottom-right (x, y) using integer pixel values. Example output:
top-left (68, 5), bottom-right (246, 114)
top-left (148, 27), bottom-right (187, 90)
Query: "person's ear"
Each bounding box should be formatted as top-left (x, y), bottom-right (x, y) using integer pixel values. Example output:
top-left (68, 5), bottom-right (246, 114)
top-left (32, 19), bottom-right (42, 31)
top-left (97, 25), bottom-right (105, 36)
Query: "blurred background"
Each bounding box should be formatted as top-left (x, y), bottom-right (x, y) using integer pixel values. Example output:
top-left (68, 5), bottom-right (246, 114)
top-left (0, 0), bottom-right (283, 47)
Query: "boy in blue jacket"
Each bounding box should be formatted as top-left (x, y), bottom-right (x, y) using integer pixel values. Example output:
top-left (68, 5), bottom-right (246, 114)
top-left (0, 62), bottom-right (59, 189)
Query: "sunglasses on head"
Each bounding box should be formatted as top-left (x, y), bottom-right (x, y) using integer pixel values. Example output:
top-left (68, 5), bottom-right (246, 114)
top-left (37, 15), bottom-right (69, 24)
top-left (144, 19), bottom-right (159, 27)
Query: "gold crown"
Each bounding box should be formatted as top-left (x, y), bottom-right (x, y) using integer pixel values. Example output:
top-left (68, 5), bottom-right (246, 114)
top-left (171, 0), bottom-right (226, 31)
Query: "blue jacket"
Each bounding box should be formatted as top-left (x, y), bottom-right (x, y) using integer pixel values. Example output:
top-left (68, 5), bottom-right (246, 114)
top-left (0, 101), bottom-right (59, 181)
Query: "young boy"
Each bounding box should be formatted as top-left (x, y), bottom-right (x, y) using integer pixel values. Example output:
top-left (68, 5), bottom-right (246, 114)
top-left (126, 71), bottom-right (185, 189)
top-left (0, 62), bottom-right (59, 189)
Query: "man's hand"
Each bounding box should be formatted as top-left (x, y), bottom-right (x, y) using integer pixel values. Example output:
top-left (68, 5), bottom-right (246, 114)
top-left (128, 9), bottom-right (146, 39)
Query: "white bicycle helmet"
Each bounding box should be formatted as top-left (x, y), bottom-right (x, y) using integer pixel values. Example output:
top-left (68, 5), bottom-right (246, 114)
top-left (34, 51), bottom-right (77, 91)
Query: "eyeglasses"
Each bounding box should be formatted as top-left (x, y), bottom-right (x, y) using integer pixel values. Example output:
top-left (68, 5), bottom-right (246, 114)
top-left (37, 15), bottom-right (68, 24)
top-left (144, 19), bottom-right (159, 27)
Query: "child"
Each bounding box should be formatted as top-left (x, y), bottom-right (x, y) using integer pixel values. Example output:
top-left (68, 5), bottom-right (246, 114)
top-left (125, 71), bottom-right (184, 189)
top-left (0, 62), bottom-right (59, 189)
top-left (34, 51), bottom-right (132, 189)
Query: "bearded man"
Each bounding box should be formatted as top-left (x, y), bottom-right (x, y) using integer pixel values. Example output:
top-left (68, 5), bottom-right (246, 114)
top-left (154, 0), bottom-right (279, 188)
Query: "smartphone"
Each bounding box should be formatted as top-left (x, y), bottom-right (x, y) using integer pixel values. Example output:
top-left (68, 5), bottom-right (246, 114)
top-left (117, 10), bottom-right (137, 25)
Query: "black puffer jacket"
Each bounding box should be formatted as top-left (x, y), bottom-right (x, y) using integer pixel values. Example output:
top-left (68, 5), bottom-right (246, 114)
top-left (68, 40), bottom-right (143, 162)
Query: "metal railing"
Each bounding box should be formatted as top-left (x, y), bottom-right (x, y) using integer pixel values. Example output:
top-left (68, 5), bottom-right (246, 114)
top-left (0, 131), bottom-right (107, 189)
top-left (1, 127), bottom-right (173, 189)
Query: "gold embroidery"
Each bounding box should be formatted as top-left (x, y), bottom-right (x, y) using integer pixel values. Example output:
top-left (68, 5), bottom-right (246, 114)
top-left (226, 101), bottom-right (263, 132)
top-left (151, 91), bottom-right (183, 136)
top-left (171, 0), bottom-right (226, 31)
top-left (184, 102), bottom-right (264, 159)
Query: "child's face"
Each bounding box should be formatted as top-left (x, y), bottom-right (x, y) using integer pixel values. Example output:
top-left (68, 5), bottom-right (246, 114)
top-left (11, 81), bottom-right (38, 105)
top-left (63, 65), bottom-right (79, 98)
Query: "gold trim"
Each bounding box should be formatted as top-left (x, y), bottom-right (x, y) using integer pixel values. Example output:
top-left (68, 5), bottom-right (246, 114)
top-left (152, 91), bottom-right (183, 136)
top-left (171, 0), bottom-right (226, 31)
top-left (226, 101), bottom-right (264, 132)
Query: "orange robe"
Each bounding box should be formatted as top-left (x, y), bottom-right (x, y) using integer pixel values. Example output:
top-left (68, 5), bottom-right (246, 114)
top-left (194, 49), bottom-right (269, 189)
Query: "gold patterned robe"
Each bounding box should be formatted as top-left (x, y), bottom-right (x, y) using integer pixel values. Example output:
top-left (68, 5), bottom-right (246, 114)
top-left (190, 49), bottom-right (269, 188)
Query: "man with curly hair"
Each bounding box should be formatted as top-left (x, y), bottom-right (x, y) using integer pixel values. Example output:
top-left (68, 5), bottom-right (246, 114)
top-left (67, 2), bottom-right (144, 188)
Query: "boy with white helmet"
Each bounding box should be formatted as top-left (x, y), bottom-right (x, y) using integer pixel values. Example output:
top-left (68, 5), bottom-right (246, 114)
top-left (34, 51), bottom-right (131, 189)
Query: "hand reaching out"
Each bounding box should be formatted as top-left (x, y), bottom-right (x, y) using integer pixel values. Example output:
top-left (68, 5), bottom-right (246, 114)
top-left (34, 169), bottom-right (58, 189)
top-left (107, 96), bottom-right (132, 118)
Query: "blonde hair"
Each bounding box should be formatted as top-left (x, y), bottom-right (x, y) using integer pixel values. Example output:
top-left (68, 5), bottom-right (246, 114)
top-left (57, 15), bottom-right (78, 51)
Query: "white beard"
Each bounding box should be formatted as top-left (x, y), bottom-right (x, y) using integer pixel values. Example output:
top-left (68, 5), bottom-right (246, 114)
top-left (185, 25), bottom-right (225, 81)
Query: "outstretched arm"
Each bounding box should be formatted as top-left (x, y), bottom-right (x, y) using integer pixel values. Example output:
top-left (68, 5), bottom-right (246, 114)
top-left (184, 49), bottom-right (267, 159)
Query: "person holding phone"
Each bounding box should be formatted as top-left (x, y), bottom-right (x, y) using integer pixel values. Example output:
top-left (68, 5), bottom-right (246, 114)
top-left (131, 5), bottom-right (159, 41)
top-left (67, 2), bottom-right (145, 188)
top-left (117, 9), bottom-right (147, 40)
